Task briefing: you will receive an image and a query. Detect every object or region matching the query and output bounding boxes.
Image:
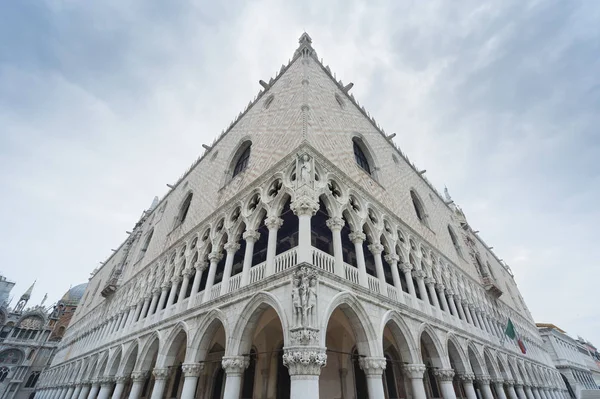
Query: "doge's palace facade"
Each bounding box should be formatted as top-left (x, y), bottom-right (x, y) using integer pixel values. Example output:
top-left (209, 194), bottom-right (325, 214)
top-left (37, 34), bottom-right (568, 399)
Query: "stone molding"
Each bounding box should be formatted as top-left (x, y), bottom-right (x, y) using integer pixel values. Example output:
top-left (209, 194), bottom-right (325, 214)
top-left (222, 356), bottom-right (250, 375)
top-left (182, 362), bottom-right (204, 377)
top-left (477, 374), bottom-right (491, 384)
top-left (434, 369), bottom-right (455, 381)
top-left (404, 364), bottom-right (427, 379)
top-left (265, 216), bottom-right (284, 230)
top-left (504, 379), bottom-right (516, 386)
top-left (152, 368), bottom-right (171, 380)
top-left (325, 217), bottom-right (344, 231)
top-left (358, 357), bottom-right (387, 376)
top-left (99, 377), bottom-right (114, 386)
top-left (282, 347), bottom-right (327, 376)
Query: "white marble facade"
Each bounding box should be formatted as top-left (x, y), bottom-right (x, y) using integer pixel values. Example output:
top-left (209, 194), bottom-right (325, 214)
top-left (36, 34), bottom-right (569, 399)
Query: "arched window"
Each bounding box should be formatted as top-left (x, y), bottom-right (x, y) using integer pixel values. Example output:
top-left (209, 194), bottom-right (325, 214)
top-left (25, 371), bottom-right (40, 388)
top-left (176, 193), bottom-right (193, 226)
top-left (353, 139), bottom-right (371, 174)
top-left (138, 229), bottom-right (154, 260)
top-left (448, 225), bottom-right (462, 256)
top-left (410, 190), bottom-right (427, 224)
top-left (232, 144), bottom-right (251, 178)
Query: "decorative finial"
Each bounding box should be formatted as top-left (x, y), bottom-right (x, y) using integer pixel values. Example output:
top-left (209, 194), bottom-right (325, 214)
top-left (444, 186), bottom-right (452, 202)
top-left (295, 32), bottom-right (317, 58)
top-left (298, 32), bottom-right (312, 45)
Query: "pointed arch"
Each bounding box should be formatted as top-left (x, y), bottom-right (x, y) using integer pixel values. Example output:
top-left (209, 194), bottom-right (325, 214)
top-left (157, 323), bottom-right (188, 368)
top-left (466, 343), bottom-right (485, 375)
top-left (106, 346), bottom-right (123, 377)
top-left (94, 351), bottom-right (110, 378)
top-left (119, 340), bottom-right (140, 376)
top-left (483, 348), bottom-right (499, 378)
top-left (189, 309), bottom-right (229, 363)
top-left (418, 324), bottom-right (447, 368)
top-left (446, 334), bottom-right (469, 373)
top-left (380, 310), bottom-right (419, 363)
top-left (136, 331), bottom-right (161, 372)
top-left (321, 291), bottom-right (378, 357)
top-left (229, 291), bottom-right (290, 356)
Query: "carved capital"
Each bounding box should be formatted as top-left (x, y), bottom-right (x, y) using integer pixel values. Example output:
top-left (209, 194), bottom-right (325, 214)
top-left (367, 243), bottom-right (384, 255)
top-left (290, 327), bottom-right (320, 346)
top-left (99, 377), bottom-right (114, 386)
top-left (152, 287), bottom-right (161, 296)
top-left (171, 276), bottom-right (183, 285)
top-left (182, 363), bottom-right (204, 377)
top-left (459, 373), bottom-right (476, 383)
top-left (504, 379), bottom-right (515, 387)
top-left (182, 268), bottom-right (194, 277)
top-left (359, 357), bottom-right (387, 376)
top-left (208, 251), bottom-right (223, 263)
top-left (384, 253), bottom-right (400, 264)
top-left (348, 231), bottom-right (366, 244)
top-left (161, 282), bottom-right (171, 290)
top-left (222, 356), bottom-right (249, 375)
top-left (424, 277), bottom-right (436, 286)
top-left (114, 375), bottom-right (129, 384)
top-left (195, 261), bottom-right (209, 272)
top-left (283, 347), bottom-right (327, 376)
top-left (413, 269), bottom-right (425, 279)
top-left (435, 283), bottom-right (446, 291)
top-left (242, 230), bottom-right (260, 242)
top-left (404, 364), bottom-right (427, 379)
top-left (399, 263), bottom-right (413, 273)
top-left (291, 196), bottom-right (319, 216)
top-left (152, 368), bottom-right (170, 380)
top-left (224, 242), bottom-right (240, 253)
top-left (434, 369), bottom-right (455, 382)
top-left (326, 217), bottom-right (345, 231)
top-left (265, 216), bottom-right (284, 230)
top-left (477, 374), bottom-right (491, 384)
top-left (130, 371), bottom-right (147, 382)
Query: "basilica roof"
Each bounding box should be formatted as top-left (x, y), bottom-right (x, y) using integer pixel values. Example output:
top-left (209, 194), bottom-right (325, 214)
top-left (60, 283), bottom-right (88, 305)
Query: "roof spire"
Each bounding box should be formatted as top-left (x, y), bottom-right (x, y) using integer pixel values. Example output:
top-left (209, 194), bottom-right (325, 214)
top-left (22, 280), bottom-right (36, 300)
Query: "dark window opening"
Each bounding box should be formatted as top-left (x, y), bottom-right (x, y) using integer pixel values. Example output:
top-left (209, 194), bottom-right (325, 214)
top-left (252, 222), bottom-right (268, 266)
top-left (311, 200), bottom-right (333, 255)
top-left (341, 216), bottom-right (357, 267)
top-left (382, 254), bottom-right (395, 285)
top-left (233, 145), bottom-right (251, 178)
top-left (384, 355), bottom-right (398, 399)
top-left (242, 349), bottom-right (257, 398)
top-left (276, 346), bottom-right (291, 399)
top-left (231, 238), bottom-right (246, 277)
top-left (353, 349), bottom-right (369, 399)
top-left (170, 363), bottom-right (183, 397)
top-left (275, 199), bottom-right (298, 255)
top-left (363, 241), bottom-right (377, 277)
top-left (411, 190), bottom-right (426, 222)
top-left (353, 141), bottom-right (371, 174)
top-left (178, 194), bottom-right (193, 226)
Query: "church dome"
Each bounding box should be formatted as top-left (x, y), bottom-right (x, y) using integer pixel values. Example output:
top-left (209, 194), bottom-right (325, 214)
top-left (60, 283), bottom-right (88, 305)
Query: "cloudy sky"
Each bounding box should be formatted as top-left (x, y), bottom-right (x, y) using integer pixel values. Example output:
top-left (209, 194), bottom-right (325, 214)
top-left (1, 1), bottom-right (599, 345)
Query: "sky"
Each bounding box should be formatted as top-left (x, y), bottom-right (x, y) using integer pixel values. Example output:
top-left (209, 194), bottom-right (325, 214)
top-left (1, 0), bottom-right (599, 345)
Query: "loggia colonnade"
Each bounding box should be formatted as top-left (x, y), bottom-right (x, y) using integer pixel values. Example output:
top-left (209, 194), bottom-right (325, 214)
top-left (36, 33), bottom-right (568, 399)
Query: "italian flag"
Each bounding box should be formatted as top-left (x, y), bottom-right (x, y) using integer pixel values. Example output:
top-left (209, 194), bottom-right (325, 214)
top-left (505, 318), bottom-right (527, 354)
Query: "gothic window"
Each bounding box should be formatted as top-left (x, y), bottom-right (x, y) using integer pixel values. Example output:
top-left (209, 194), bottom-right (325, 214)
top-left (175, 193), bottom-right (193, 226)
top-left (353, 139), bottom-right (371, 174)
top-left (410, 190), bottom-right (427, 224)
top-left (232, 142), bottom-right (252, 178)
top-left (25, 371), bottom-right (40, 388)
top-left (448, 225), bottom-right (462, 257)
top-left (0, 367), bottom-right (8, 382)
top-left (138, 229), bottom-right (154, 260)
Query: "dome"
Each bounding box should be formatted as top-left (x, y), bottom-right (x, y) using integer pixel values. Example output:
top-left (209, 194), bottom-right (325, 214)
top-left (60, 283), bottom-right (88, 304)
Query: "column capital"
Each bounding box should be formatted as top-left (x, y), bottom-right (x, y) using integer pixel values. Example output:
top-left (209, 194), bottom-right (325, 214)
top-left (224, 242), bottom-right (240, 253)
top-left (242, 229), bottom-right (260, 242)
top-left (114, 375), bottom-right (129, 384)
top-left (413, 269), bottom-right (426, 279)
top-left (208, 251), bottom-right (223, 263)
top-left (384, 253), bottom-right (399, 264)
top-left (434, 369), bottom-right (455, 382)
top-left (435, 282), bottom-right (446, 291)
top-left (171, 276), bottom-right (183, 284)
top-left (404, 364), bottom-right (427, 379)
top-left (399, 263), bottom-right (413, 273)
top-left (367, 243), bottom-right (384, 255)
top-left (282, 347), bottom-right (327, 376)
top-left (477, 374), bottom-right (492, 384)
top-left (130, 371), bottom-right (147, 382)
top-left (182, 362), bottom-right (204, 377)
top-left (99, 377), bottom-right (114, 387)
top-left (424, 277), bottom-right (436, 286)
top-left (504, 379), bottom-right (516, 386)
top-left (182, 268), bottom-right (194, 277)
top-left (326, 217), bottom-right (345, 231)
top-left (222, 356), bottom-right (250, 375)
top-left (514, 382), bottom-right (524, 388)
top-left (161, 282), bottom-right (171, 290)
top-left (152, 368), bottom-right (170, 381)
top-left (358, 357), bottom-right (387, 376)
top-left (291, 196), bottom-right (319, 216)
top-left (348, 231), bottom-right (366, 244)
top-left (459, 373), bottom-right (476, 382)
top-left (265, 216), bottom-right (284, 230)
top-left (194, 261), bottom-right (209, 271)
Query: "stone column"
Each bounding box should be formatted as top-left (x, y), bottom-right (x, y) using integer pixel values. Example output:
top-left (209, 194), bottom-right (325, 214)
top-left (240, 230), bottom-right (260, 286)
top-left (405, 364), bottom-right (428, 399)
top-left (368, 244), bottom-right (387, 293)
top-left (87, 381), bottom-right (100, 399)
top-left (493, 379), bottom-right (508, 399)
top-left (64, 385), bottom-right (75, 399)
top-left (178, 269), bottom-right (193, 301)
top-left (400, 263), bottom-right (417, 297)
top-left (437, 284), bottom-right (450, 312)
top-left (147, 289), bottom-right (161, 316)
top-left (77, 383), bottom-right (91, 399)
top-left (349, 232), bottom-right (368, 288)
top-left (415, 270), bottom-right (429, 302)
top-left (435, 369), bottom-right (458, 399)
top-left (359, 357), bottom-right (387, 399)
top-left (478, 375), bottom-right (495, 399)
top-left (264, 216), bottom-right (284, 276)
top-left (425, 278), bottom-right (440, 308)
top-left (124, 306), bottom-right (136, 327)
top-left (454, 297), bottom-right (466, 321)
top-left (221, 356), bottom-right (249, 399)
top-left (505, 381), bottom-right (520, 399)
top-left (326, 217), bottom-right (345, 277)
top-left (58, 387), bottom-right (69, 399)
top-left (127, 372), bottom-right (147, 399)
top-left (110, 376), bottom-right (128, 399)
top-left (447, 292), bottom-right (459, 316)
top-left (132, 301), bottom-right (143, 323)
top-left (291, 196), bottom-right (319, 264)
top-left (283, 348), bottom-right (327, 399)
top-left (515, 383), bottom-right (528, 399)
top-left (155, 283), bottom-right (170, 312)
top-left (460, 373), bottom-right (478, 399)
top-left (532, 387), bottom-right (542, 399)
top-left (180, 363), bottom-right (204, 399)
top-left (538, 388), bottom-right (549, 399)
top-left (202, 251), bottom-right (223, 303)
top-left (97, 379), bottom-right (114, 399)
top-left (149, 369), bottom-right (170, 399)
top-left (468, 305), bottom-right (479, 327)
top-left (524, 385), bottom-right (536, 399)
top-left (220, 242), bottom-right (241, 295)
top-left (138, 297), bottom-right (151, 321)
top-left (166, 276), bottom-right (182, 307)
top-left (384, 253), bottom-right (402, 294)
top-left (71, 384), bottom-right (82, 399)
